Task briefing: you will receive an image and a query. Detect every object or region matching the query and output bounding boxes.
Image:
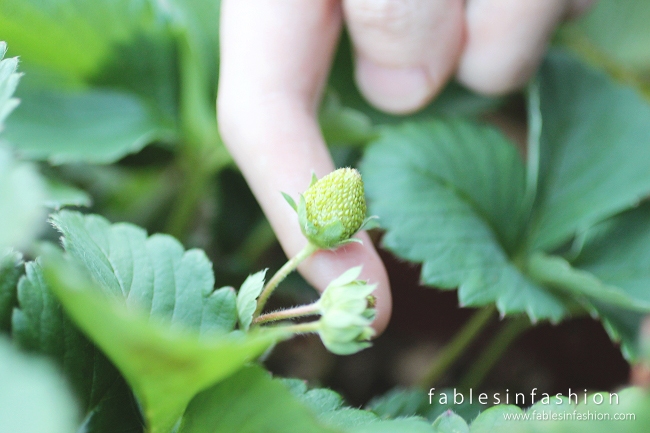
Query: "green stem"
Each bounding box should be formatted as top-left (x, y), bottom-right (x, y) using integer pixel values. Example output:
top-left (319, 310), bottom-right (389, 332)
top-left (280, 321), bottom-right (321, 335)
top-left (523, 80), bottom-right (542, 216)
top-left (254, 243), bottom-right (319, 317)
top-left (253, 303), bottom-right (320, 325)
top-left (165, 162), bottom-right (211, 239)
top-left (458, 316), bottom-right (530, 391)
top-left (165, 22), bottom-right (232, 239)
top-left (527, 252), bottom-right (636, 312)
top-left (418, 306), bottom-right (496, 388)
top-left (176, 23), bottom-right (220, 157)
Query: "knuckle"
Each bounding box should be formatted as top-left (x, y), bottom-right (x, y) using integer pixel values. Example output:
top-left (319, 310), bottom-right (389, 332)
top-left (346, 0), bottom-right (413, 35)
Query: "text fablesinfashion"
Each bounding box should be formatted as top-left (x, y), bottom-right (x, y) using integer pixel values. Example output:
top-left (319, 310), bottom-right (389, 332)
top-left (428, 388), bottom-right (619, 406)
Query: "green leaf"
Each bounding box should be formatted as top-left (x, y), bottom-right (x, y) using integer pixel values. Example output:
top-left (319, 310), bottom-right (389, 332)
top-left (1, 2), bottom-right (103, 77)
top-left (0, 145), bottom-right (46, 250)
top-left (1, 1), bottom-right (180, 163)
top-left (0, 250), bottom-right (22, 332)
top-left (42, 252), bottom-right (287, 433)
top-left (0, 0), bottom-right (173, 84)
top-left (0, 337), bottom-right (79, 433)
top-left (432, 411), bottom-right (469, 433)
top-left (319, 409), bottom-right (378, 431)
top-left (79, 377), bottom-right (144, 433)
top-left (11, 259), bottom-right (142, 433)
top-left (369, 388), bottom-right (424, 419)
top-left (45, 211), bottom-right (278, 431)
top-left (368, 388), bottom-right (482, 424)
top-left (560, 0), bottom-right (650, 71)
top-left (166, 0), bottom-right (221, 101)
top-left (527, 253), bottom-right (650, 312)
top-left (0, 42), bottom-right (21, 130)
top-left (320, 89), bottom-right (376, 146)
top-left (298, 388), bottom-right (345, 415)
top-left (469, 405), bottom-right (522, 433)
top-left (44, 177), bottom-right (92, 209)
top-left (285, 378), bottom-right (437, 433)
top-left (237, 269), bottom-right (267, 331)
top-left (574, 203), bottom-right (650, 306)
top-left (6, 89), bottom-right (174, 164)
top-left (361, 119), bottom-right (567, 321)
top-left (0, 45), bottom-right (46, 250)
top-left (348, 420), bottom-right (438, 433)
top-left (530, 50), bottom-right (650, 251)
top-left (282, 192), bottom-right (298, 211)
top-left (179, 366), bottom-right (338, 433)
top-left (592, 303), bottom-right (644, 361)
top-left (570, 202), bottom-right (650, 359)
top-left (89, 28), bottom-right (178, 122)
top-left (50, 210), bottom-right (237, 334)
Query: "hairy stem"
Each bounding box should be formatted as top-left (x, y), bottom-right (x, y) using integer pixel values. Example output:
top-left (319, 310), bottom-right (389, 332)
top-left (253, 303), bottom-right (320, 325)
top-left (254, 242), bottom-right (319, 317)
top-left (458, 315), bottom-right (530, 391)
top-left (280, 321), bottom-right (321, 335)
top-left (418, 306), bottom-right (496, 388)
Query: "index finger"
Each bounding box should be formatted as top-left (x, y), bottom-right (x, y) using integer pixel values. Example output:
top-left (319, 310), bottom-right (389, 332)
top-left (218, 0), bottom-right (392, 333)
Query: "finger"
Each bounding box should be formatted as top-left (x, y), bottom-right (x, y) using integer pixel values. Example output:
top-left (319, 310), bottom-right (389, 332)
top-left (218, 0), bottom-right (392, 333)
top-left (343, 0), bottom-right (465, 114)
top-left (457, 0), bottom-right (580, 94)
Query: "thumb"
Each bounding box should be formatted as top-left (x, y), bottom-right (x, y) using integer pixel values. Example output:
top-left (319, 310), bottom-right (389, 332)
top-left (218, 0), bottom-right (392, 333)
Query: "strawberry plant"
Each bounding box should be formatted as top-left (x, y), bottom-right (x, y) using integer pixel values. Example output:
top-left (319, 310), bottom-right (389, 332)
top-left (2, 1), bottom-right (650, 433)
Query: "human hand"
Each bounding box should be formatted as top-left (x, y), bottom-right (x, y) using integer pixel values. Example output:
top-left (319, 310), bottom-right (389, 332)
top-left (217, 0), bottom-right (594, 334)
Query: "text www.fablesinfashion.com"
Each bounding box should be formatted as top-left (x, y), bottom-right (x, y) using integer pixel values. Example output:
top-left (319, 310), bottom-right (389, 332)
top-left (503, 410), bottom-right (635, 421)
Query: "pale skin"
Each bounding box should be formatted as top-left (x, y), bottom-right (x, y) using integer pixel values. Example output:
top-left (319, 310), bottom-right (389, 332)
top-left (217, 0), bottom-right (595, 334)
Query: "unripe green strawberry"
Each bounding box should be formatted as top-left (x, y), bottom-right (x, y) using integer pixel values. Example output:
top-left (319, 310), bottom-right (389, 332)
top-left (302, 168), bottom-right (366, 246)
top-left (282, 168), bottom-right (378, 250)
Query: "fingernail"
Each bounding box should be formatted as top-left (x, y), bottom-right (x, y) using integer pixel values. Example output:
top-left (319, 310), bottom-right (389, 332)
top-left (355, 56), bottom-right (433, 114)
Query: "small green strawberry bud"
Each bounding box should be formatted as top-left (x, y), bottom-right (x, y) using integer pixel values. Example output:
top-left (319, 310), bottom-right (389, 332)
top-left (319, 311), bottom-right (374, 355)
top-left (283, 168), bottom-right (378, 249)
top-left (315, 266), bottom-right (376, 355)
